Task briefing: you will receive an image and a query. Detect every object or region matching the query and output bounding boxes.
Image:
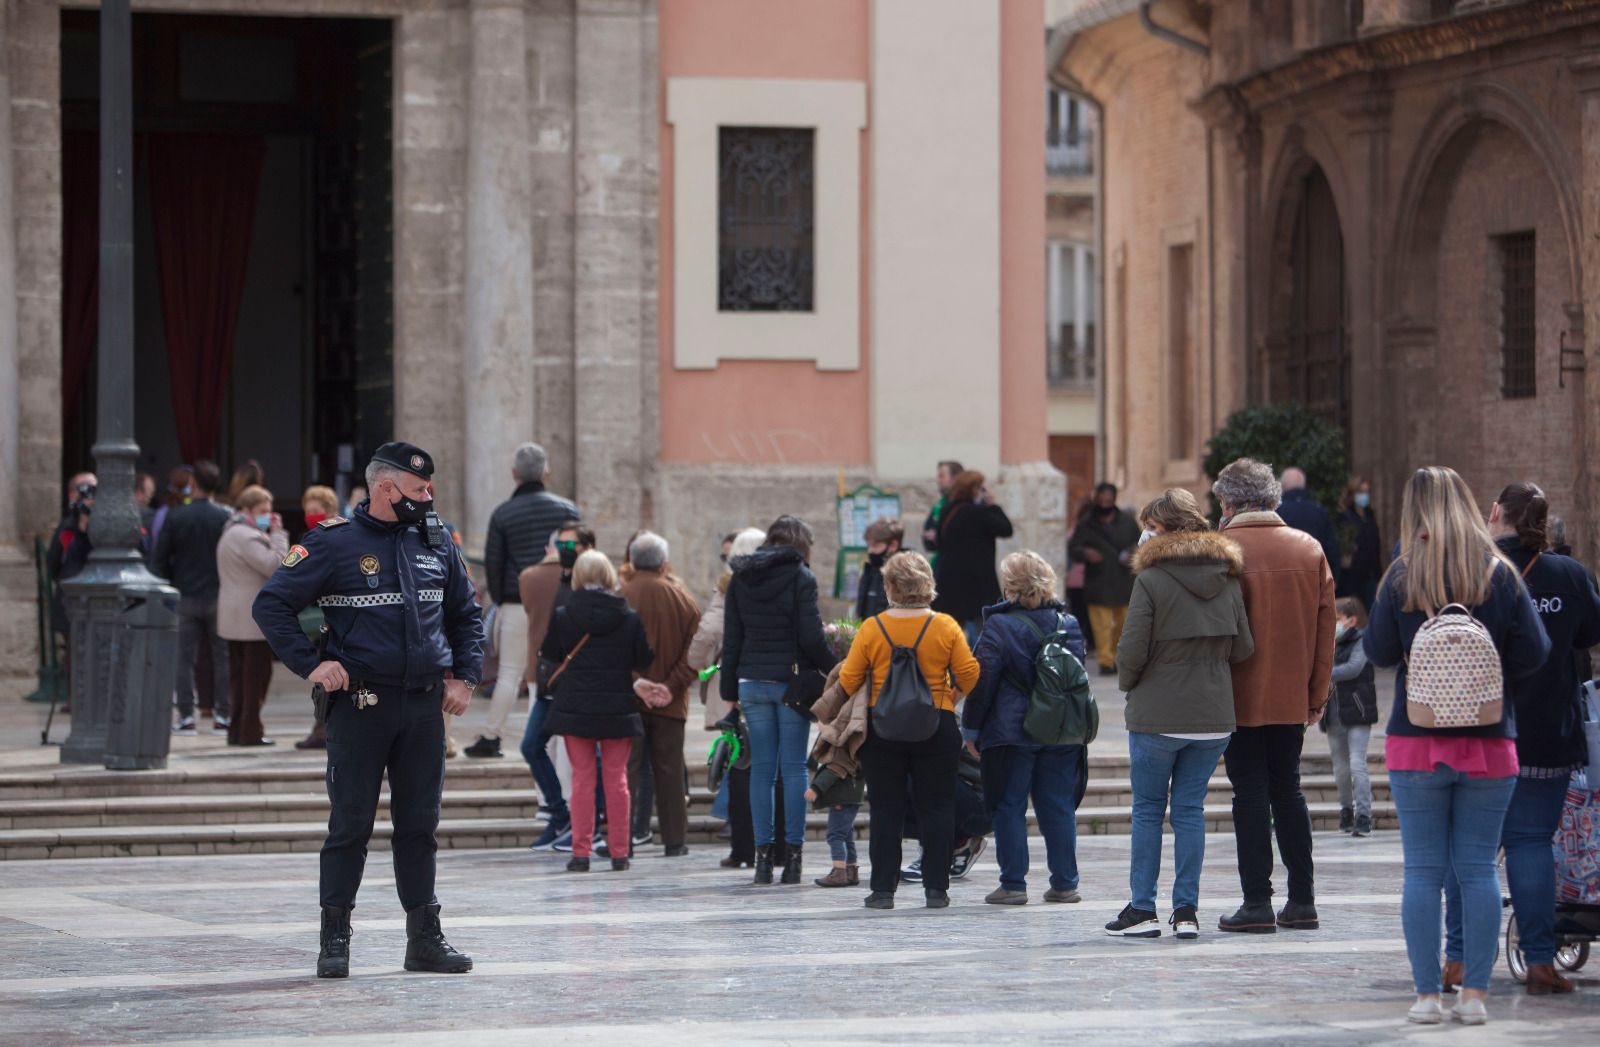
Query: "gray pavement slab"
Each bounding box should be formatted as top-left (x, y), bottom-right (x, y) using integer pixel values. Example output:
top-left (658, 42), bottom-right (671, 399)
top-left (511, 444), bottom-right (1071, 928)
top-left (1, 827), bottom-right (1596, 1045)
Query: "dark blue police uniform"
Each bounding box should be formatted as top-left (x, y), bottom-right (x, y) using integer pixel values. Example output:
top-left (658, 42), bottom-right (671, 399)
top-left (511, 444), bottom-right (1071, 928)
top-left (253, 468), bottom-right (483, 917)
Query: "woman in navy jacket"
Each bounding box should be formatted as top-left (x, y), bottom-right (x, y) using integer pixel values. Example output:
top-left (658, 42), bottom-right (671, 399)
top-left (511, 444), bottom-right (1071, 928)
top-left (1363, 466), bottom-right (1549, 1026)
top-left (965, 551), bottom-right (1087, 907)
top-left (1440, 482), bottom-right (1600, 996)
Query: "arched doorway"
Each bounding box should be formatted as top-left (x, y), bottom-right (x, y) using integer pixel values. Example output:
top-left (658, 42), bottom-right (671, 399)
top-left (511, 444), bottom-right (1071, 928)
top-left (1269, 165), bottom-right (1349, 437)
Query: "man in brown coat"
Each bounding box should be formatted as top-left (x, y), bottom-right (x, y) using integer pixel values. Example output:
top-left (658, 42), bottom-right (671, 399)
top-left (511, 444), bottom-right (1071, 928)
top-left (1212, 458), bottom-right (1336, 935)
top-left (620, 531), bottom-right (702, 856)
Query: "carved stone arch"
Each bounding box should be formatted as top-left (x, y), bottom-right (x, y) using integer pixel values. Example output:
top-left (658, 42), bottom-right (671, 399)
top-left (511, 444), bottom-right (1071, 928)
top-left (1258, 117), bottom-right (1356, 436)
top-left (1387, 79), bottom-right (1583, 327)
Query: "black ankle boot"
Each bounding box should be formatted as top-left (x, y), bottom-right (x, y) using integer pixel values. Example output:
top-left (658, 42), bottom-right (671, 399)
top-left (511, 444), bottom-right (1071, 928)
top-left (318, 906), bottom-right (351, 979)
top-left (753, 845), bottom-right (774, 885)
top-left (403, 903), bottom-right (473, 973)
top-left (781, 843), bottom-right (802, 884)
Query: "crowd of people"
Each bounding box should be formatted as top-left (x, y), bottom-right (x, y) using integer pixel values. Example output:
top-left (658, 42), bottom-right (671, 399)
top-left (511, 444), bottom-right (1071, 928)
top-left (45, 441), bottom-right (1599, 1024)
top-left (46, 456), bottom-right (364, 748)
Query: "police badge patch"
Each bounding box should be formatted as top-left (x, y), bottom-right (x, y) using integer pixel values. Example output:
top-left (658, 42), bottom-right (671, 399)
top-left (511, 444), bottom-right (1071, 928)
top-left (359, 554), bottom-right (381, 588)
top-left (283, 545), bottom-right (309, 568)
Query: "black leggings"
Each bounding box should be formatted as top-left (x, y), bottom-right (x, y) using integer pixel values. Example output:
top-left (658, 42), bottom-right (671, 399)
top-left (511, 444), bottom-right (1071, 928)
top-left (861, 710), bottom-right (961, 893)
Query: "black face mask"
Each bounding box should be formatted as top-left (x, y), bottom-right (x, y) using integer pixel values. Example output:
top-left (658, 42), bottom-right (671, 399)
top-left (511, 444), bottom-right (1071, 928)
top-left (867, 551), bottom-right (888, 569)
top-left (388, 486), bottom-right (432, 525)
top-left (558, 546), bottom-right (580, 569)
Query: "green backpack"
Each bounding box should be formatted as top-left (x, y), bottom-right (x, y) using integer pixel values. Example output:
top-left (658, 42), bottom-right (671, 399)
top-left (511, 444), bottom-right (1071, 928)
top-left (1007, 610), bottom-right (1097, 746)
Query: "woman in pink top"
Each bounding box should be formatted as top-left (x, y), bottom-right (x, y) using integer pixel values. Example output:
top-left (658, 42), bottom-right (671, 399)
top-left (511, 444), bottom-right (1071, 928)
top-left (1363, 467), bottom-right (1549, 1027)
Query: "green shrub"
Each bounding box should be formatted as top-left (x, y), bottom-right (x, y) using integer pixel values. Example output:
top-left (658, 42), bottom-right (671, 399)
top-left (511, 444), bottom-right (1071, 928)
top-left (1202, 404), bottom-right (1349, 518)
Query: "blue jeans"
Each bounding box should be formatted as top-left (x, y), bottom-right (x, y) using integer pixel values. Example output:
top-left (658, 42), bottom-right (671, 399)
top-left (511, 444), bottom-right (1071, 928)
top-left (741, 680), bottom-right (809, 847)
top-left (981, 743), bottom-right (1084, 892)
top-left (711, 773), bottom-right (731, 821)
top-left (518, 698), bottom-right (568, 822)
top-left (826, 804), bottom-right (860, 863)
top-left (1389, 766), bottom-right (1516, 994)
top-left (1444, 774), bottom-right (1573, 967)
top-left (1127, 732), bottom-right (1229, 912)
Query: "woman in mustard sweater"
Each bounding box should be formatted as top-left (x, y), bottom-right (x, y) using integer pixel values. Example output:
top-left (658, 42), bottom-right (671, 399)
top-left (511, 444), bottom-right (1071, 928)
top-left (839, 551), bottom-right (981, 910)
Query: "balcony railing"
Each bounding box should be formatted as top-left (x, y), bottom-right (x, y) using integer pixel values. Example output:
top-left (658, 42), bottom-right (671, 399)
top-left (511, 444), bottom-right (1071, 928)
top-left (1048, 334), bottom-right (1096, 389)
top-left (1047, 137), bottom-right (1094, 177)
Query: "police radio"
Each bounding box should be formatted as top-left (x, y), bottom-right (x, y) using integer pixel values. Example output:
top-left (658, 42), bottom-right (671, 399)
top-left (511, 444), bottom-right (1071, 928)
top-left (423, 510), bottom-right (446, 549)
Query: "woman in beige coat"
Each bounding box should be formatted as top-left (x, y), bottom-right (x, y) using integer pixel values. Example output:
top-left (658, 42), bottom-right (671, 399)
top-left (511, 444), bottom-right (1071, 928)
top-left (216, 484), bottom-right (289, 746)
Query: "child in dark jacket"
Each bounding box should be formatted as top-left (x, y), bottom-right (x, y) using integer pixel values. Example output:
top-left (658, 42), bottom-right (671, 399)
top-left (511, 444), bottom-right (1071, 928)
top-left (1323, 597), bottom-right (1379, 836)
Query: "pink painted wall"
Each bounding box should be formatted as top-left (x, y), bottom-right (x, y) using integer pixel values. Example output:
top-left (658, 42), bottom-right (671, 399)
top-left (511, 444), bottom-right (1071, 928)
top-left (658, 0), bottom-right (872, 465)
top-left (999, 0), bottom-right (1048, 465)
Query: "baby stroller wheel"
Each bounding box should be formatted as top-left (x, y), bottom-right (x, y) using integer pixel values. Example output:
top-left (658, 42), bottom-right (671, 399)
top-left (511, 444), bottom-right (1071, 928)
top-left (1556, 941), bottom-right (1589, 972)
top-left (1506, 914), bottom-right (1528, 983)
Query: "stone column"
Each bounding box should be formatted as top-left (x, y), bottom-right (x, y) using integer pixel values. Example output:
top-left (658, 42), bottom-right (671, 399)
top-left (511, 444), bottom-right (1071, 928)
top-left (1073, 243), bottom-right (1090, 379)
top-left (1570, 55), bottom-right (1600, 565)
top-left (0, 0), bottom-right (35, 695)
top-left (463, 0), bottom-right (535, 551)
top-left (1340, 82), bottom-right (1394, 511)
top-left (572, 0), bottom-right (657, 538)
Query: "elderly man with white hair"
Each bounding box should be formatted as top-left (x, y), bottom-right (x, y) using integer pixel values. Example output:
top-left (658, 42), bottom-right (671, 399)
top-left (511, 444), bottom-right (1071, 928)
top-left (1213, 458), bottom-right (1336, 935)
top-left (1274, 466), bottom-right (1341, 587)
top-left (470, 443), bottom-right (580, 759)
top-left (620, 530), bottom-right (703, 855)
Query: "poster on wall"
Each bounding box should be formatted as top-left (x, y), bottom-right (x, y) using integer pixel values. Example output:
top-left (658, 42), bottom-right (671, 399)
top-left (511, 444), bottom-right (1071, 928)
top-left (835, 483), bottom-right (900, 599)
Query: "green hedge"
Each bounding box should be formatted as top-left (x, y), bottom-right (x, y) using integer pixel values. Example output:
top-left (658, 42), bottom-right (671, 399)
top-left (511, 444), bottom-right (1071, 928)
top-left (1202, 404), bottom-right (1348, 518)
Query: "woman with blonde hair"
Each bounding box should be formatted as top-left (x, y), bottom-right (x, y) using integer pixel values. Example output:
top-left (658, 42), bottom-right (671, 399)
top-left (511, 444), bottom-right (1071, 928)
top-left (1104, 489), bottom-right (1252, 939)
top-left (1364, 466), bottom-right (1549, 1025)
top-left (965, 550), bottom-right (1087, 906)
top-left (838, 551), bottom-right (980, 909)
top-left (216, 484), bottom-right (289, 746)
top-left (301, 484), bottom-right (340, 531)
top-left (540, 550), bottom-right (655, 872)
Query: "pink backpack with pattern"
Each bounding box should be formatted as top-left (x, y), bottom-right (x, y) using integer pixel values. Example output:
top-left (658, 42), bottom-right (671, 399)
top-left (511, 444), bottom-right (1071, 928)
top-left (1405, 597), bottom-right (1503, 729)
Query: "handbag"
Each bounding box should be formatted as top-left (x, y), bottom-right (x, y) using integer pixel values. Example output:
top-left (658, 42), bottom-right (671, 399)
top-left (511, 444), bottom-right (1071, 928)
top-left (544, 634), bottom-right (591, 691)
top-left (781, 576), bottom-right (828, 719)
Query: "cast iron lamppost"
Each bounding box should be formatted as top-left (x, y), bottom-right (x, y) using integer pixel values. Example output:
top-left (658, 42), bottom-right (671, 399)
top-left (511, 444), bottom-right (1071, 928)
top-left (59, 0), bottom-right (168, 764)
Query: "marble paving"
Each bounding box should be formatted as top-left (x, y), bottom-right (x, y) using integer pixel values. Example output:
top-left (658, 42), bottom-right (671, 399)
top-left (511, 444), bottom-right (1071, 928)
top-left (2, 828), bottom-right (1597, 1045)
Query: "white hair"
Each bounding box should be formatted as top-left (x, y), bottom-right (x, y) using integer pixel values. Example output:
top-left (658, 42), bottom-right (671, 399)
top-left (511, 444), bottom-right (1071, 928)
top-left (729, 527), bottom-right (766, 560)
top-left (1279, 467), bottom-right (1307, 491)
top-left (629, 530), bottom-right (669, 570)
top-left (513, 443), bottom-right (548, 484)
top-left (364, 460), bottom-right (402, 492)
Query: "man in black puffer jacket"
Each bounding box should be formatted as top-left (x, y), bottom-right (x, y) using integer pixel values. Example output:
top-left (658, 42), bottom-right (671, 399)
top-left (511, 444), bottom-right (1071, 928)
top-left (471, 443), bottom-right (580, 758)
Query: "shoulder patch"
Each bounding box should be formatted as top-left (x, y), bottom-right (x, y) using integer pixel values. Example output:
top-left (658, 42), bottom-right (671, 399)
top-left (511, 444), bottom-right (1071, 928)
top-left (317, 516), bottom-right (350, 529)
top-left (283, 545), bottom-right (310, 568)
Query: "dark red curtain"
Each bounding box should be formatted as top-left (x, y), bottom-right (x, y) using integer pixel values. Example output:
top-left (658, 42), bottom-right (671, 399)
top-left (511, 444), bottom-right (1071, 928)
top-left (147, 133), bottom-right (266, 462)
top-left (61, 130), bottom-right (99, 428)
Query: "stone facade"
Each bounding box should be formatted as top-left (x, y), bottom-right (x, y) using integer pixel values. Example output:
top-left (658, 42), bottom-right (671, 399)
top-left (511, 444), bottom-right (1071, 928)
top-left (0, 0), bottom-right (1058, 694)
top-left (1054, 0), bottom-right (1600, 564)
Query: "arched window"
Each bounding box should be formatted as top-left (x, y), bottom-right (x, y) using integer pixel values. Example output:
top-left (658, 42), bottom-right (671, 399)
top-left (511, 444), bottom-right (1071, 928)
top-left (1274, 166), bottom-right (1349, 436)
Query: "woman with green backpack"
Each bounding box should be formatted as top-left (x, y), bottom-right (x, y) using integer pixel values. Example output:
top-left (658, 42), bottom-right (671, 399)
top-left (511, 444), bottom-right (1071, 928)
top-left (964, 551), bottom-right (1089, 907)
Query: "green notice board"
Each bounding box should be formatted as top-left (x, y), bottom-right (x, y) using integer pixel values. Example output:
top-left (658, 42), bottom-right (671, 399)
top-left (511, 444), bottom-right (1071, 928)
top-left (834, 483), bottom-right (901, 598)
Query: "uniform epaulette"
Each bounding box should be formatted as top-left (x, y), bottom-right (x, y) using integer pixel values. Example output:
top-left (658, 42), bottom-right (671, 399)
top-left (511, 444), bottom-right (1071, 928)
top-left (318, 516), bottom-right (351, 529)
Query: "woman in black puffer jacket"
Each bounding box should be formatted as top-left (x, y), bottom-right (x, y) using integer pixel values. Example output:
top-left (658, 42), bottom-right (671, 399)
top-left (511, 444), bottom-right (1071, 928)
top-left (721, 515), bottom-right (838, 885)
top-left (542, 550), bottom-right (653, 872)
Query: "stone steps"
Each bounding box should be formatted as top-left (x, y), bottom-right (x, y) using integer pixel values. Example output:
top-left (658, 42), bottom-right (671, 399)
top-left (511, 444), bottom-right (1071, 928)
top-left (0, 774), bottom-right (1391, 830)
top-left (0, 800), bottom-right (1399, 860)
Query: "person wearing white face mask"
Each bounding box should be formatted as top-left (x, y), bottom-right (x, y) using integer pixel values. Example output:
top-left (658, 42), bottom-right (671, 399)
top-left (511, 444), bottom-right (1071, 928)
top-left (1321, 597), bottom-right (1377, 836)
top-left (1338, 476), bottom-right (1386, 615)
top-left (216, 484), bottom-right (289, 746)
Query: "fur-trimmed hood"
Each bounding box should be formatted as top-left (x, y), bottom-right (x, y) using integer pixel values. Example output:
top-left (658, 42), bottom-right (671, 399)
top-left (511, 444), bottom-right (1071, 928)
top-left (1132, 530), bottom-right (1245, 602)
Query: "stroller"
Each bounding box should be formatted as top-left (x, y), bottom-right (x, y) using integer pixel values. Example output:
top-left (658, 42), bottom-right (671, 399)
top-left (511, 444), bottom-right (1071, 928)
top-left (1504, 771), bottom-right (1600, 982)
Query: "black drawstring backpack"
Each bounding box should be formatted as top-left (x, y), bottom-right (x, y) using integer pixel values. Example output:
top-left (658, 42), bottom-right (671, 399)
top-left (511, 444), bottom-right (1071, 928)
top-left (869, 614), bottom-right (940, 743)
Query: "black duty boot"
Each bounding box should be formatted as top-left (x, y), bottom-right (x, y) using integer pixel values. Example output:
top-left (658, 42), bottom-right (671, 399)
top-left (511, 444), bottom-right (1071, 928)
top-left (781, 844), bottom-right (803, 884)
top-left (1276, 900), bottom-right (1320, 930)
top-left (753, 845), bottom-right (774, 885)
top-left (1218, 901), bottom-right (1277, 934)
top-left (403, 904), bottom-right (473, 973)
top-left (318, 906), bottom-right (352, 979)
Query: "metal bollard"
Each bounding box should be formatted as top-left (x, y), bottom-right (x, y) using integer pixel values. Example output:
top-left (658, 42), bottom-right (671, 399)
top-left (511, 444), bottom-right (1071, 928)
top-left (102, 581), bottom-right (180, 771)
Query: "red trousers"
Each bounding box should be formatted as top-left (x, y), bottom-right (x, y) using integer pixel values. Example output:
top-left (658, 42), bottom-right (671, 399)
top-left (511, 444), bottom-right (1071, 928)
top-left (564, 735), bottom-right (633, 859)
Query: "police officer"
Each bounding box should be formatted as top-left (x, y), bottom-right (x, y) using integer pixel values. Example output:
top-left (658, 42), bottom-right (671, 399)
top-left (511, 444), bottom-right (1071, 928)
top-left (253, 442), bottom-right (484, 979)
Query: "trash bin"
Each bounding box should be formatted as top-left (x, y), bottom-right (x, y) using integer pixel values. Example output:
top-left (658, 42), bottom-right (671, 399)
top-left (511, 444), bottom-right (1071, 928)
top-left (103, 581), bottom-right (180, 771)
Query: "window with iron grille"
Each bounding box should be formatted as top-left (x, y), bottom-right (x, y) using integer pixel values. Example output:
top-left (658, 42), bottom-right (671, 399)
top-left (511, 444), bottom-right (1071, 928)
top-left (1497, 231), bottom-right (1536, 399)
top-left (718, 127), bottom-right (814, 312)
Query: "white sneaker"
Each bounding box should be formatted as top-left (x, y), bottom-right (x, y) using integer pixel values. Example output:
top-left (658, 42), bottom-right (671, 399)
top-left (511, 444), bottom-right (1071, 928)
top-left (1406, 997), bottom-right (1445, 1025)
top-left (1451, 997), bottom-right (1487, 1026)
top-left (212, 717), bottom-right (232, 735)
top-left (172, 717), bottom-right (197, 736)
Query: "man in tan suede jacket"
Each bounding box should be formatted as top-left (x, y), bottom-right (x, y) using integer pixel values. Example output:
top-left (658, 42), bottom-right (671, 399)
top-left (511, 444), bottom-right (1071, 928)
top-left (1213, 457), bottom-right (1337, 936)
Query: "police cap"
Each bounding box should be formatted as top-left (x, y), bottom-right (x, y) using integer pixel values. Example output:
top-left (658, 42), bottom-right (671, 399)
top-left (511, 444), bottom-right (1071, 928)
top-left (371, 441), bottom-right (434, 481)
